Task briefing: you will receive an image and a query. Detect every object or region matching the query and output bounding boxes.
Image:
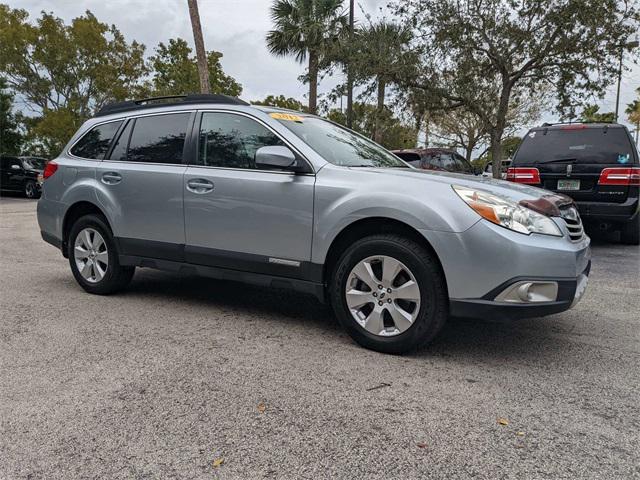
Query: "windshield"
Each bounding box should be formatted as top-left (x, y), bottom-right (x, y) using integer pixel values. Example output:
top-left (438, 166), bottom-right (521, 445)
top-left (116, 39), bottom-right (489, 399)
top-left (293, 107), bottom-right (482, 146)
top-left (514, 128), bottom-right (635, 165)
top-left (21, 158), bottom-right (46, 170)
top-left (272, 114), bottom-right (408, 168)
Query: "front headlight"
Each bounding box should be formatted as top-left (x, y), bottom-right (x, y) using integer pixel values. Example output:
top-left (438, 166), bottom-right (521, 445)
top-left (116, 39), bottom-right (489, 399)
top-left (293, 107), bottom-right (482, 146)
top-left (452, 185), bottom-right (562, 237)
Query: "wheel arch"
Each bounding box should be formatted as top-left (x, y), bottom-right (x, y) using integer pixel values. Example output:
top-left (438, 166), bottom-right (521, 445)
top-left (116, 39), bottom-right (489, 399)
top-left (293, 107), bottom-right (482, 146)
top-left (61, 201), bottom-right (112, 258)
top-left (322, 217), bottom-right (448, 291)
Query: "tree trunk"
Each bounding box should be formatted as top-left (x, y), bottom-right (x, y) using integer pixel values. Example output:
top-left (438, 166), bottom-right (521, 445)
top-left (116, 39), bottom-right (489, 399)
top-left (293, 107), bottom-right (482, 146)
top-left (373, 76), bottom-right (386, 144)
top-left (346, 0), bottom-right (355, 128)
top-left (187, 0), bottom-right (210, 94)
top-left (308, 51), bottom-right (318, 114)
top-left (490, 83), bottom-right (512, 179)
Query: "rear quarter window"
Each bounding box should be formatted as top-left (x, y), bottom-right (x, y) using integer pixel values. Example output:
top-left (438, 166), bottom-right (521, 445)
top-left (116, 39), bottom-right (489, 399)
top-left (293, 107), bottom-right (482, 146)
top-left (70, 121), bottom-right (122, 159)
top-left (514, 127), bottom-right (636, 165)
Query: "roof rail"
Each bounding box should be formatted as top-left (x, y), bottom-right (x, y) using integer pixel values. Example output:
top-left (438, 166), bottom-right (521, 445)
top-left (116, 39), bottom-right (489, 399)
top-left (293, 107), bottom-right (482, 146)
top-left (540, 120), bottom-right (619, 127)
top-left (96, 94), bottom-right (249, 117)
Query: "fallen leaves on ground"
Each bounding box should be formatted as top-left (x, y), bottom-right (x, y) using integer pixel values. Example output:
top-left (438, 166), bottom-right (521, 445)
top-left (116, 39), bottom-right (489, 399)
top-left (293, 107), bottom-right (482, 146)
top-left (497, 418), bottom-right (509, 426)
top-left (417, 443), bottom-right (428, 449)
top-left (212, 458), bottom-right (224, 468)
top-left (257, 403), bottom-right (266, 413)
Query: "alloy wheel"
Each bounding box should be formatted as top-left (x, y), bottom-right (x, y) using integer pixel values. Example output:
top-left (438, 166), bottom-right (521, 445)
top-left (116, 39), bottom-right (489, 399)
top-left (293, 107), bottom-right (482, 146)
top-left (345, 255), bottom-right (421, 337)
top-left (74, 228), bottom-right (108, 283)
top-left (25, 183), bottom-right (35, 198)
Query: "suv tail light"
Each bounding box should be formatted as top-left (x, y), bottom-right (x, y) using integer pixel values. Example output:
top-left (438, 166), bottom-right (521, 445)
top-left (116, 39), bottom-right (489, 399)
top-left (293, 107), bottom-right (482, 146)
top-left (43, 161), bottom-right (58, 179)
top-left (598, 167), bottom-right (640, 186)
top-left (506, 167), bottom-right (540, 184)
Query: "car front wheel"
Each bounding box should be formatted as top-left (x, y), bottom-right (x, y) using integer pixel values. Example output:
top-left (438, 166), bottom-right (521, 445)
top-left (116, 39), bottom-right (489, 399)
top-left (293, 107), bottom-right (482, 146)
top-left (329, 234), bottom-right (448, 354)
top-left (68, 214), bottom-right (135, 294)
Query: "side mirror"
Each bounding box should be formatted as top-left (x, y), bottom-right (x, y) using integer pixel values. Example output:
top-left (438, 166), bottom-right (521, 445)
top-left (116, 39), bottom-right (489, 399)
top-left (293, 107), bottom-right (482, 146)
top-left (255, 145), bottom-right (298, 171)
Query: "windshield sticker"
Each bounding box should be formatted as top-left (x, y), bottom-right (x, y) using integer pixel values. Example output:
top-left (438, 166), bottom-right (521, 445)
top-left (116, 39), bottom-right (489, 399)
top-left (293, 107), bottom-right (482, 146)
top-left (617, 153), bottom-right (630, 164)
top-left (528, 132), bottom-right (536, 138)
top-left (269, 112), bottom-right (304, 122)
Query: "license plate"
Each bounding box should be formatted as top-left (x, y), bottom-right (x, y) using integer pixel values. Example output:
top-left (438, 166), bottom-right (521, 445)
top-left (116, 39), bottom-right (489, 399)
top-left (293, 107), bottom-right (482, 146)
top-left (557, 179), bottom-right (580, 191)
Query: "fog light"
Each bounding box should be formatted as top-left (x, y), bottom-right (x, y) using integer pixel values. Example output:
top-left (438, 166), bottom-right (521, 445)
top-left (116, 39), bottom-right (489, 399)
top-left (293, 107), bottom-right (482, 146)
top-left (495, 281), bottom-right (558, 303)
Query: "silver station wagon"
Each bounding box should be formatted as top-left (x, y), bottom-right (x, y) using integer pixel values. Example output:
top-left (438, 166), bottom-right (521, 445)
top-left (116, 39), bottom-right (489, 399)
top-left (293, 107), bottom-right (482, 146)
top-left (37, 94), bottom-right (591, 353)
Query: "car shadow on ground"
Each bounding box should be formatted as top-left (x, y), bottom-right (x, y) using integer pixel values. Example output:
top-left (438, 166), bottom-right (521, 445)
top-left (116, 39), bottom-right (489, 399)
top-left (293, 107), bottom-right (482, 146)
top-left (116, 268), bottom-right (577, 360)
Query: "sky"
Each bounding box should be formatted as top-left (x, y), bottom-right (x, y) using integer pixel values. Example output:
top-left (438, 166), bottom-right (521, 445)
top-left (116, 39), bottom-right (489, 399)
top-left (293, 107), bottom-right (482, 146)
top-left (11, 0), bottom-right (640, 137)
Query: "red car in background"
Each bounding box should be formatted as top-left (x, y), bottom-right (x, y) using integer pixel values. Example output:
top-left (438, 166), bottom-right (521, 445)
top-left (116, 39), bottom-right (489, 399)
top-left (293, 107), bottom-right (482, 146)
top-left (392, 148), bottom-right (478, 175)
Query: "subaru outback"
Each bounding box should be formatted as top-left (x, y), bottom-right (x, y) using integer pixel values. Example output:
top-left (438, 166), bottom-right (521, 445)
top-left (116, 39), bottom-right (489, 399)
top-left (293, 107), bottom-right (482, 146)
top-left (38, 94), bottom-right (591, 353)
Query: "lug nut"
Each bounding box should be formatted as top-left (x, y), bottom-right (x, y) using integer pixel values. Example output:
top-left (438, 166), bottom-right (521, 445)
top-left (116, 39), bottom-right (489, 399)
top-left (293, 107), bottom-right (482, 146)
top-left (378, 285), bottom-right (383, 290)
top-left (387, 288), bottom-right (392, 293)
top-left (373, 292), bottom-right (377, 297)
top-left (378, 301), bottom-right (383, 306)
top-left (387, 298), bottom-right (392, 303)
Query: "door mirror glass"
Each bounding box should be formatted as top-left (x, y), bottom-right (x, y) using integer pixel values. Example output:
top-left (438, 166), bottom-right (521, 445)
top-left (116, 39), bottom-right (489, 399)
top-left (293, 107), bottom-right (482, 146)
top-left (255, 145), bottom-right (297, 171)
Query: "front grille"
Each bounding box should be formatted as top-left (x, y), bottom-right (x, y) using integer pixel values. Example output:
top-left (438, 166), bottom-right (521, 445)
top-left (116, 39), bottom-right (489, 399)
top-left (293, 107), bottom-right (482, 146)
top-left (559, 206), bottom-right (584, 241)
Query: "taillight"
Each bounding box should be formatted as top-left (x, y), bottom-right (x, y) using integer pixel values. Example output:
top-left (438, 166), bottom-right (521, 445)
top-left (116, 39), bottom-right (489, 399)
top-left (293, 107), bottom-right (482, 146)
top-left (598, 167), bottom-right (640, 186)
top-left (506, 167), bottom-right (541, 184)
top-left (43, 161), bottom-right (58, 179)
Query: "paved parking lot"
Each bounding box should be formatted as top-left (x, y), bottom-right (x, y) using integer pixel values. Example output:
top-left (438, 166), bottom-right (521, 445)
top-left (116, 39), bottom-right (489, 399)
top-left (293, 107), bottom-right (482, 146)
top-left (1, 197), bottom-right (639, 479)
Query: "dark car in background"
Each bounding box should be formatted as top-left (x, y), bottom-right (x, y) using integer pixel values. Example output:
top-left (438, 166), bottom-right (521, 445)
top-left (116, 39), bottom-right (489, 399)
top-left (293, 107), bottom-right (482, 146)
top-left (0, 155), bottom-right (47, 199)
top-left (392, 148), bottom-right (476, 175)
top-left (507, 123), bottom-right (639, 244)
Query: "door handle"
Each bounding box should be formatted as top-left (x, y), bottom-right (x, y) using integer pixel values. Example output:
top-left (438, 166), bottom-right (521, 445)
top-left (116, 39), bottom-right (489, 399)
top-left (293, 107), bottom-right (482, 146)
top-left (101, 172), bottom-right (122, 185)
top-left (187, 178), bottom-right (214, 194)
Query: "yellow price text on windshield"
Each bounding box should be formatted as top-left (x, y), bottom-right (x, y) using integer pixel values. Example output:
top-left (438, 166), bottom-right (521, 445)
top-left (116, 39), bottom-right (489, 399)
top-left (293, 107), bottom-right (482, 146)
top-left (269, 112), bottom-right (304, 122)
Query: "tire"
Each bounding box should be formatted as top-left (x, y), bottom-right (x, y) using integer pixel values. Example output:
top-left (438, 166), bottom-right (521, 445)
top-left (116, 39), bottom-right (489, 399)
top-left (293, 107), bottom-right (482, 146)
top-left (24, 180), bottom-right (39, 199)
top-left (329, 234), bottom-right (448, 354)
top-left (620, 215), bottom-right (639, 245)
top-left (67, 214), bottom-right (135, 295)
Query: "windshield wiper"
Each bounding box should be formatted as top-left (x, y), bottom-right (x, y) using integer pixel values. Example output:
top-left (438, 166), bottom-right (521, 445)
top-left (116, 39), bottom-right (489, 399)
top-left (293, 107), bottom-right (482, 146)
top-left (536, 157), bottom-right (577, 164)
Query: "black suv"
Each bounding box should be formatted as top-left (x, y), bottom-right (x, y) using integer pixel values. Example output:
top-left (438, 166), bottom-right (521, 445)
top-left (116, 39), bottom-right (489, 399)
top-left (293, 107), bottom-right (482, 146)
top-left (0, 155), bottom-right (46, 198)
top-left (508, 123), bottom-right (639, 244)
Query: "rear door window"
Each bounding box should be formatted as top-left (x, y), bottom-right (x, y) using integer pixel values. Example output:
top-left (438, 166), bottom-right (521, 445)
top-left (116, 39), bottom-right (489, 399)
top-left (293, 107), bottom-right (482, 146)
top-left (70, 121), bottom-right (122, 159)
top-left (514, 128), bottom-right (636, 165)
top-left (126, 113), bottom-right (190, 164)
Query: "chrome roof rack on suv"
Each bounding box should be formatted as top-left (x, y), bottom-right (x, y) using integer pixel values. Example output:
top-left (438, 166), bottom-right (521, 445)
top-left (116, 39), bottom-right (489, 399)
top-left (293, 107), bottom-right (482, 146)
top-left (95, 94), bottom-right (249, 117)
top-left (540, 121), bottom-right (619, 127)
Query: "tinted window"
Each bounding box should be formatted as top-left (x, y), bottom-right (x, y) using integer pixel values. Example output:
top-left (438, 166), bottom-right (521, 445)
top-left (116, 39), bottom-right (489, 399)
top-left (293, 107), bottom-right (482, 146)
top-left (127, 113), bottom-right (190, 164)
top-left (109, 120), bottom-right (133, 161)
top-left (1, 156), bottom-right (19, 169)
top-left (198, 112), bottom-right (284, 168)
top-left (70, 121), bottom-right (122, 159)
top-left (514, 128), bottom-right (636, 165)
top-left (21, 158), bottom-right (46, 170)
top-left (395, 152), bottom-right (421, 167)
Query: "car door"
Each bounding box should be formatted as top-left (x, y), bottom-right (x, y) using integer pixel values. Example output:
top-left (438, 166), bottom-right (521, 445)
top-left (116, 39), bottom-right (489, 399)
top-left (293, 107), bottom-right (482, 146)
top-left (183, 111), bottom-right (315, 279)
top-left (95, 112), bottom-right (193, 261)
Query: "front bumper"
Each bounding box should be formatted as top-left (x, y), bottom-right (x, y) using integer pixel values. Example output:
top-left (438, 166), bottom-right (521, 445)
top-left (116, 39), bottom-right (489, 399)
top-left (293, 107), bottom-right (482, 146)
top-left (420, 218), bottom-right (591, 320)
top-left (449, 261), bottom-right (591, 320)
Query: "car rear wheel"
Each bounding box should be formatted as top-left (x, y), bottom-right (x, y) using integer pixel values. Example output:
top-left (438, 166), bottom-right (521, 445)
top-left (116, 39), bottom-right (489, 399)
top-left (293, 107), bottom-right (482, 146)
top-left (68, 214), bottom-right (135, 294)
top-left (24, 180), bottom-right (39, 199)
top-left (329, 234), bottom-right (448, 354)
top-left (620, 216), bottom-right (639, 245)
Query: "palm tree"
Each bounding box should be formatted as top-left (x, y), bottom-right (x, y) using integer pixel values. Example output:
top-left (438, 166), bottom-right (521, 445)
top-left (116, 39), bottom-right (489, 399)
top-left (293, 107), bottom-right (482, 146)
top-left (266, 0), bottom-right (347, 114)
top-left (626, 87), bottom-right (640, 145)
top-left (352, 21), bottom-right (413, 143)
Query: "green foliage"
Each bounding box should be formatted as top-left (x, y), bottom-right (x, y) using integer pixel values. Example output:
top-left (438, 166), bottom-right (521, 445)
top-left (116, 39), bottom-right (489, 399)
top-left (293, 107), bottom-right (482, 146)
top-left (581, 104), bottom-right (615, 123)
top-left (251, 94), bottom-right (306, 111)
top-left (148, 38), bottom-right (242, 97)
top-left (0, 5), bottom-right (148, 156)
top-left (0, 77), bottom-right (22, 155)
top-left (327, 102), bottom-right (416, 150)
top-left (393, 0), bottom-right (640, 177)
top-left (266, 0), bottom-right (348, 112)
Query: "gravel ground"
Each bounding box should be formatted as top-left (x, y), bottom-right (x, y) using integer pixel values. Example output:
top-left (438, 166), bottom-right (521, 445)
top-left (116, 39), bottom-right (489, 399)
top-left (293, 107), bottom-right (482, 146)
top-left (1, 197), bottom-right (639, 480)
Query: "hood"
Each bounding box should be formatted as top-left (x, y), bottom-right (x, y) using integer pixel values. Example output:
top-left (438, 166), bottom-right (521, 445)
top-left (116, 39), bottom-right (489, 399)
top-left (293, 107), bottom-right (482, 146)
top-left (350, 167), bottom-right (556, 203)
